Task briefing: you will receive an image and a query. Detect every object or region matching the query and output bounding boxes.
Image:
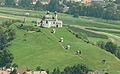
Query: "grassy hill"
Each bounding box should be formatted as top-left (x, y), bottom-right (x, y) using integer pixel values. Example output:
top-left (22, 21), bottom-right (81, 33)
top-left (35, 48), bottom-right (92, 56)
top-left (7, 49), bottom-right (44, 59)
top-left (8, 26), bottom-right (120, 74)
top-left (0, 7), bottom-right (120, 74)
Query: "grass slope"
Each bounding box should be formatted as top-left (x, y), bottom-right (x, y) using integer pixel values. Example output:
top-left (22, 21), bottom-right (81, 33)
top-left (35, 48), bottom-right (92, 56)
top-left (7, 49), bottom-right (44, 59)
top-left (7, 26), bottom-right (120, 74)
top-left (0, 7), bottom-right (120, 74)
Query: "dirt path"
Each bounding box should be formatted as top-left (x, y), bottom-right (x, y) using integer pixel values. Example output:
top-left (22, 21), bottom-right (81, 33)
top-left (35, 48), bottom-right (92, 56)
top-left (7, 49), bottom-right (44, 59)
top-left (69, 25), bottom-right (120, 42)
top-left (84, 26), bottom-right (120, 32)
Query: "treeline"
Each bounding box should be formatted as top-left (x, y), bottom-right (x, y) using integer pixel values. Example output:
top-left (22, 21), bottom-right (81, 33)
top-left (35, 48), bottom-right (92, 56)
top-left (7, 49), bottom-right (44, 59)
top-left (3, 0), bottom-right (60, 11)
top-left (0, 20), bottom-right (19, 67)
top-left (2, 0), bottom-right (120, 20)
top-left (51, 64), bottom-right (89, 74)
top-left (9, 64), bottom-right (89, 74)
top-left (67, 2), bottom-right (120, 20)
top-left (32, 64), bottom-right (89, 74)
top-left (97, 41), bottom-right (120, 59)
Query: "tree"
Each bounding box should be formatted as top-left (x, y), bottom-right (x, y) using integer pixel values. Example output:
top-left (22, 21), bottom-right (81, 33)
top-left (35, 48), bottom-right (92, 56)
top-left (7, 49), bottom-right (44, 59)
top-left (105, 42), bottom-right (117, 54)
top-left (63, 64), bottom-right (88, 74)
top-left (7, 29), bottom-right (16, 42)
top-left (12, 63), bottom-right (18, 68)
top-left (36, 66), bottom-right (41, 71)
top-left (52, 68), bottom-right (60, 74)
top-left (68, 2), bottom-right (81, 18)
top-left (115, 0), bottom-right (120, 4)
top-left (102, 2), bottom-right (119, 20)
top-left (97, 41), bottom-right (106, 49)
top-left (0, 20), bottom-right (14, 67)
top-left (10, 68), bottom-right (17, 74)
top-left (97, 41), bottom-right (120, 59)
top-left (46, 69), bottom-right (49, 74)
top-left (0, 50), bottom-right (14, 67)
top-left (33, 1), bottom-right (46, 10)
top-left (18, 0), bottom-right (32, 8)
top-left (51, 64), bottom-right (89, 74)
top-left (116, 50), bottom-right (120, 59)
top-left (5, 0), bottom-right (15, 6)
top-left (86, 3), bottom-right (104, 18)
top-left (47, 0), bottom-right (60, 12)
top-left (76, 32), bottom-right (89, 43)
top-left (0, 32), bottom-right (8, 50)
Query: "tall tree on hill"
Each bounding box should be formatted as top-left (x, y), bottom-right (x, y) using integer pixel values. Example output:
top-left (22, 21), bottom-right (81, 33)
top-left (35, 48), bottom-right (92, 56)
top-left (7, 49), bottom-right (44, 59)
top-left (10, 68), bottom-right (17, 74)
top-left (47, 0), bottom-right (60, 12)
top-left (0, 32), bottom-right (8, 50)
top-left (86, 3), bottom-right (104, 18)
top-left (33, 1), bottom-right (46, 10)
top-left (0, 49), bottom-right (14, 67)
top-left (18, 0), bottom-right (32, 8)
top-left (0, 20), bottom-right (15, 67)
top-left (105, 42), bottom-right (117, 54)
top-left (5, 0), bottom-right (15, 6)
top-left (115, 0), bottom-right (120, 4)
top-left (102, 2), bottom-right (119, 20)
top-left (68, 2), bottom-right (83, 17)
top-left (52, 68), bottom-right (61, 74)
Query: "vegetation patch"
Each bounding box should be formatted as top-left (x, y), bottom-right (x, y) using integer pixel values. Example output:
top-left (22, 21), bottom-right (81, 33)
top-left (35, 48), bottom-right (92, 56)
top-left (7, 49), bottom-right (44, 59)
top-left (68, 26), bottom-right (108, 39)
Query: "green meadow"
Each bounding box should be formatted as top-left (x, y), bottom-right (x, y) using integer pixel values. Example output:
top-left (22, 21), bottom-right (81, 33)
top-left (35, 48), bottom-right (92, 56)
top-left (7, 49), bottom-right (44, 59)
top-left (0, 7), bottom-right (120, 74)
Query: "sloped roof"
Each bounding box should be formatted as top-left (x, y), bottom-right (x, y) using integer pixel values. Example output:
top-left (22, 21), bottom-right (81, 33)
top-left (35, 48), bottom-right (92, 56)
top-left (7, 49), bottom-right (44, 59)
top-left (92, 0), bottom-right (104, 1)
top-left (0, 70), bottom-right (10, 74)
top-left (26, 71), bottom-right (47, 74)
top-left (16, 68), bottom-right (26, 74)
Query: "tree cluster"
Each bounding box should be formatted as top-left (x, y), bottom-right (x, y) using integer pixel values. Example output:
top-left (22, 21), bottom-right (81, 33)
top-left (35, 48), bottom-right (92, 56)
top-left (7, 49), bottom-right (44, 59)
top-left (97, 41), bottom-right (120, 59)
top-left (16, 23), bottom-right (41, 32)
top-left (51, 64), bottom-right (89, 74)
top-left (0, 49), bottom-right (14, 67)
top-left (0, 21), bottom-right (16, 50)
top-left (0, 20), bottom-right (16, 67)
top-left (67, 2), bottom-right (120, 20)
top-left (3, 0), bottom-right (120, 20)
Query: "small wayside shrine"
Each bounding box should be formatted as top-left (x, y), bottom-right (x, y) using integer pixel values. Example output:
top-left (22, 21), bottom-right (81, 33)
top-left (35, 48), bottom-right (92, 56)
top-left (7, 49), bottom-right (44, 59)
top-left (37, 11), bottom-right (63, 28)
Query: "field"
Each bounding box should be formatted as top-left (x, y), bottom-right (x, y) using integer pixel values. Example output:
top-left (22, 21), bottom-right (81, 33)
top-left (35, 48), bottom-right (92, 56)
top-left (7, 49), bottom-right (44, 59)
top-left (0, 7), bottom-right (120, 74)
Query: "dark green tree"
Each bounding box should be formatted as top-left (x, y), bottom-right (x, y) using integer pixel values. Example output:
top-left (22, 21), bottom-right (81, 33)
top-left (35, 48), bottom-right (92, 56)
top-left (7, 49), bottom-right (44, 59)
top-left (7, 29), bottom-right (16, 42)
top-left (33, 1), bottom-right (46, 10)
top-left (97, 41), bottom-right (106, 49)
top-left (102, 2), bottom-right (119, 20)
top-left (115, 0), bottom-right (120, 4)
top-left (52, 68), bottom-right (60, 74)
top-left (68, 2), bottom-right (81, 18)
top-left (10, 68), bottom-right (17, 74)
top-left (47, 0), bottom-right (60, 12)
top-left (0, 32), bottom-right (8, 50)
top-left (116, 50), bottom-right (120, 59)
top-left (36, 66), bottom-right (41, 71)
top-left (12, 63), bottom-right (18, 68)
top-left (0, 50), bottom-right (14, 67)
top-left (18, 0), bottom-right (32, 8)
top-left (63, 64), bottom-right (88, 74)
top-left (86, 3), bottom-right (104, 18)
top-left (105, 42), bottom-right (117, 54)
top-left (5, 0), bottom-right (15, 6)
